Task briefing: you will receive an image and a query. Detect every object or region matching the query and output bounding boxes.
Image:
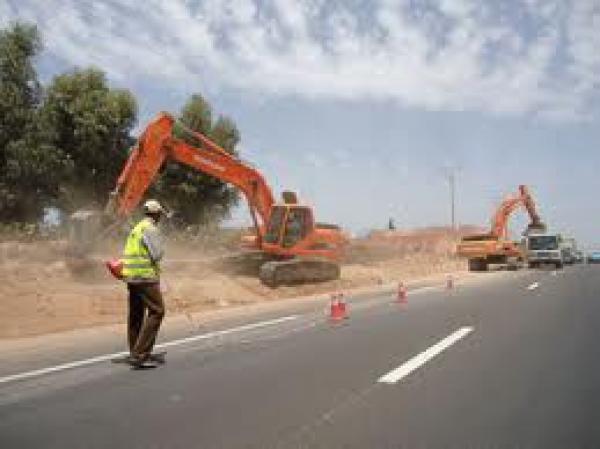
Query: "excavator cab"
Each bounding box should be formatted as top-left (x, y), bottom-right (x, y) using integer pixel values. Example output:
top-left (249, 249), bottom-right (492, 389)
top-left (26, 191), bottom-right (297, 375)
top-left (262, 191), bottom-right (314, 250)
top-left (263, 204), bottom-right (314, 249)
top-left (258, 202), bottom-right (341, 287)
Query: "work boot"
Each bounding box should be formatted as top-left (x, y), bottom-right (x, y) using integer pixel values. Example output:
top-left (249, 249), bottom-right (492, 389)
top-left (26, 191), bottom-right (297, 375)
top-left (128, 354), bottom-right (158, 369)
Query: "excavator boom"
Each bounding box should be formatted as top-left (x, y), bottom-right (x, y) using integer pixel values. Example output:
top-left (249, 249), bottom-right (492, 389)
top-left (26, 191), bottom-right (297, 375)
top-left (108, 113), bottom-right (275, 238)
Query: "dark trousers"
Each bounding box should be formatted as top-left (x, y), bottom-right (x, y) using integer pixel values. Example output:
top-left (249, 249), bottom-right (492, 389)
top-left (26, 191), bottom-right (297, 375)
top-left (127, 283), bottom-right (165, 359)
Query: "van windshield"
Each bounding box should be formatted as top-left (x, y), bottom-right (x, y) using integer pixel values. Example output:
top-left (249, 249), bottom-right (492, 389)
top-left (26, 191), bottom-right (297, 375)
top-left (529, 236), bottom-right (558, 250)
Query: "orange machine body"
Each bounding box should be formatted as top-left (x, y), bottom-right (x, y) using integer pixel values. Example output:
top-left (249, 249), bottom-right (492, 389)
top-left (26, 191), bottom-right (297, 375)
top-left (457, 185), bottom-right (545, 271)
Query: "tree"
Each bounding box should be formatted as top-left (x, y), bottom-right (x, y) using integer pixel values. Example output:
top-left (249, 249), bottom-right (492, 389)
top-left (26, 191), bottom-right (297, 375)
top-left (40, 68), bottom-right (137, 211)
top-left (211, 115), bottom-right (240, 153)
top-left (153, 94), bottom-right (240, 226)
top-left (0, 22), bottom-right (41, 154)
top-left (2, 139), bottom-right (73, 222)
top-left (0, 22), bottom-right (240, 227)
top-left (0, 22), bottom-right (71, 222)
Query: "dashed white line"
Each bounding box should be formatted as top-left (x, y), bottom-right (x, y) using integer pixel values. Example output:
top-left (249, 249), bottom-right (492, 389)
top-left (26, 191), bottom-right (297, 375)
top-left (378, 326), bottom-right (474, 385)
top-left (0, 315), bottom-right (299, 385)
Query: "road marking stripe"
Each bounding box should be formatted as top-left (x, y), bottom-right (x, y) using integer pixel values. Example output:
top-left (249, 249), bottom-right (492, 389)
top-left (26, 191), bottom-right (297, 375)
top-left (527, 282), bottom-right (540, 290)
top-left (378, 326), bottom-right (474, 385)
top-left (0, 315), bottom-right (299, 385)
top-left (409, 285), bottom-right (439, 294)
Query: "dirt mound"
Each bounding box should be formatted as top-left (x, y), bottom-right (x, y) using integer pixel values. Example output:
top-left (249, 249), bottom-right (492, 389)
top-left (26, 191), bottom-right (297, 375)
top-left (346, 225), bottom-right (481, 264)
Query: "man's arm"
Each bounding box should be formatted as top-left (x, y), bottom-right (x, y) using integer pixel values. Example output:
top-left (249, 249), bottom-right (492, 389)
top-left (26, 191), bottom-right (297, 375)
top-left (142, 226), bottom-right (164, 264)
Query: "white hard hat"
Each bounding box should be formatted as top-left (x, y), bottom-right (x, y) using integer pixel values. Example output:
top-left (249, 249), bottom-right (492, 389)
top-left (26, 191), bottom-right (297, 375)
top-left (143, 199), bottom-right (164, 214)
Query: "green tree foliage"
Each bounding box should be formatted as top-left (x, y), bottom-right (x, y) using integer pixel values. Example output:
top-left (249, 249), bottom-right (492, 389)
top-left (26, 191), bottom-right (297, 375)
top-left (153, 94), bottom-right (240, 226)
top-left (0, 23), bottom-right (72, 222)
top-left (0, 22), bottom-right (41, 152)
top-left (40, 68), bottom-right (137, 210)
top-left (3, 138), bottom-right (73, 222)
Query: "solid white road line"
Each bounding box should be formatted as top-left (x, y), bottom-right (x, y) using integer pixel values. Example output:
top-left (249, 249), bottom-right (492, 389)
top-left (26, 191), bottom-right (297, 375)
top-left (378, 326), bottom-right (474, 385)
top-left (527, 282), bottom-right (540, 290)
top-left (409, 285), bottom-right (440, 294)
top-left (0, 315), bottom-right (299, 385)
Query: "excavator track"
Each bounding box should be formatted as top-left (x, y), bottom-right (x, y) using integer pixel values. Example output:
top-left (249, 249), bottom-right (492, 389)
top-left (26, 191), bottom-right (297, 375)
top-left (259, 259), bottom-right (341, 288)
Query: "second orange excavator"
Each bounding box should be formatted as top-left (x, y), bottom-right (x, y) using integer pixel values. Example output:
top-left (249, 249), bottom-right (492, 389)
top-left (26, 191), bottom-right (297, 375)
top-left (457, 185), bottom-right (545, 271)
top-left (73, 112), bottom-right (347, 287)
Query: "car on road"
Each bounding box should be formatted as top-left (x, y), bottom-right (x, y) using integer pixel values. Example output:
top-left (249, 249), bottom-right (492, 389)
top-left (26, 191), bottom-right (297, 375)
top-left (586, 251), bottom-right (600, 264)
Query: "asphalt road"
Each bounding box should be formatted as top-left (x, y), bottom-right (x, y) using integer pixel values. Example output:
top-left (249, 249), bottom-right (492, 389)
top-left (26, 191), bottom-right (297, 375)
top-left (1, 265), bottom-right (600, 448)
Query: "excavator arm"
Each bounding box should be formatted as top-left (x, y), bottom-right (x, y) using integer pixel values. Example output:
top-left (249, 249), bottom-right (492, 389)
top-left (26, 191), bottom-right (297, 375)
top-left (490, 185), bottom-right (545, 238)
top-left (520, 185), bottom-right (546, 234)
top-left (106, 112), bottom-right (275, 243)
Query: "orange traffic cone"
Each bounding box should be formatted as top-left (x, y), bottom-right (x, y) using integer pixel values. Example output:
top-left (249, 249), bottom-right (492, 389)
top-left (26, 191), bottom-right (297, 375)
top-left (397, 281), bottom-right (408, 304)
top-left (330, 292), bottom-right (345, 322)
top-left (337, 292), bottom-right (348, 319)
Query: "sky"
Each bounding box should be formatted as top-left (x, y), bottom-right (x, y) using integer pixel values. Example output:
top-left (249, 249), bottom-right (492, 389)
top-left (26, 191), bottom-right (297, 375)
top-left (2, 0), bottom-right (600, 246)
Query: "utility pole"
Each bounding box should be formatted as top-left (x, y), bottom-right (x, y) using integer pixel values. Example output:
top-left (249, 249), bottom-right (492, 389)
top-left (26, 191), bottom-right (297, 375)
top-left (449, 172), bottom-right (456, 231)
top-left (441, 165), bottom-right (459, 231)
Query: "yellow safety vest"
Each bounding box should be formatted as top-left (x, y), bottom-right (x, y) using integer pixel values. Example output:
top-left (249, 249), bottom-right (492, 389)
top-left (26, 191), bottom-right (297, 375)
top-left (121, 218), bottom-right (159, 282)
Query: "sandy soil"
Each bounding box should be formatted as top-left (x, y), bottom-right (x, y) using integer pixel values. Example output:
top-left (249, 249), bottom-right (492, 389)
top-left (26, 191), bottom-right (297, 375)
top-left (0, 228), bottom-right (467, 339)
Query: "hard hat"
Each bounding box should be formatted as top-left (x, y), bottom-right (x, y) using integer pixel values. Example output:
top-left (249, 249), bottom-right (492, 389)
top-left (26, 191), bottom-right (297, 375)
top-left (143, 199), bottom-right (164, 215)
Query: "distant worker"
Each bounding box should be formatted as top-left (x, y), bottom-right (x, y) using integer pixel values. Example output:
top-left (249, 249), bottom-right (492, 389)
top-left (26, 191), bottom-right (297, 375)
top-left (121, 199), bottom-right (166, 368)
top-left (388, 217), bottom-right (396, 231)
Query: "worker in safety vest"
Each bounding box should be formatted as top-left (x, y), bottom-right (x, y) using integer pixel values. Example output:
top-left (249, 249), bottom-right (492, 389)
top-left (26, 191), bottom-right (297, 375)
top-left (121, 199), bottom-right (166, 368)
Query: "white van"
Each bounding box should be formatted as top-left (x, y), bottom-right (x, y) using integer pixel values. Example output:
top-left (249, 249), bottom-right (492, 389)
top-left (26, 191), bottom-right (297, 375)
top-left (525, 233), bottom-right (564, 269)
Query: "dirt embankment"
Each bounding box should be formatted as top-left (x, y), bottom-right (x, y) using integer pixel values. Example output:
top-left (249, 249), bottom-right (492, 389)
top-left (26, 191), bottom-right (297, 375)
top-left (0, 227), bottom-right (469, 339)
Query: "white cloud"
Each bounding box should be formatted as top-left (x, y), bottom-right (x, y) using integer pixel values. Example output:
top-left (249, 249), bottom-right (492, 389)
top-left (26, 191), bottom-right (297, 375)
top-left (4, 0), bottom-right (600, 119)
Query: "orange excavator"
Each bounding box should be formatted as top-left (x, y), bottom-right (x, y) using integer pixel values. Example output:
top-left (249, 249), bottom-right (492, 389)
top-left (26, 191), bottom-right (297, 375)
top-left (457, 185), bottom-right (545, 271)
top-left (72, 112), bottom-right (347, 287)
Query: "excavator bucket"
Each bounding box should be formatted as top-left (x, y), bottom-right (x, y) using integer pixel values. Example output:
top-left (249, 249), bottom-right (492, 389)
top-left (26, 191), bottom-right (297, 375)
top-left (525, 221), bottom-right (547, 235)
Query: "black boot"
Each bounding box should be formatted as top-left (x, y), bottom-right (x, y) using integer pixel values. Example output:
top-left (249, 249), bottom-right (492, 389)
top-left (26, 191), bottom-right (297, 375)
top-left (128, 355), bottom-right (158, 369)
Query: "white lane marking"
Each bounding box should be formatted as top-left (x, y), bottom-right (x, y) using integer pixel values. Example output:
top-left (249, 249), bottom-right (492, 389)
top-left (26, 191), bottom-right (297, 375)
top-left (527, 282), bottom-right (540, 290)
top-left (0, 315), bottom-right (299, 385)
top-left (378, 327), bottom-right (474, 385)
top-left (410, 285), bottom-right (440, 294)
